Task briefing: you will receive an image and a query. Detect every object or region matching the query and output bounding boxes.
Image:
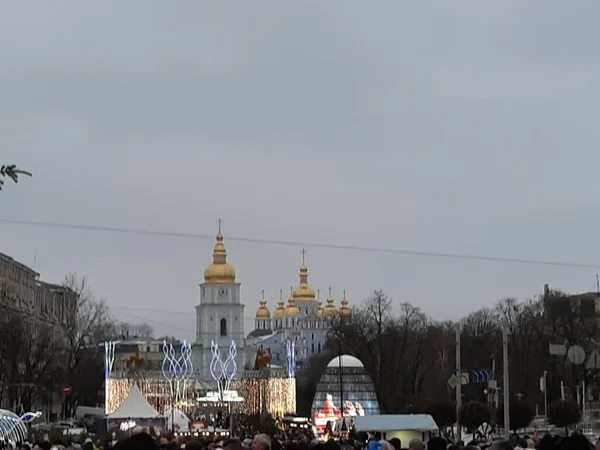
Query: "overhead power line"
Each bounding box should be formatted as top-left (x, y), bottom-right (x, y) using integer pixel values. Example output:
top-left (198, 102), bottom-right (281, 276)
top-left (112, 305), bottom-right (271, 319)
top-left (115, 309), bottom-right (196, 334)
top-left (0, 217), bottom-right (598, 269)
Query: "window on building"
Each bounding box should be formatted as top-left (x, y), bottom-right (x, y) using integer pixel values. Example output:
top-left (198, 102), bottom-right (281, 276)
top-left (311, 333), bottom-right (314, 340)
top-left (311, 343), bottom-right (315, 353)
top-left (220, 318), bottom-right (227, 336)
top-left (318, 343), bottom-right (321, 353)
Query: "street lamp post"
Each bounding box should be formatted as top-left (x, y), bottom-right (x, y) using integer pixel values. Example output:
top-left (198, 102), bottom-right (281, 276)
top-left (338, 349), bottom-right (346, 433)
top-left (542, 371), bottom-right (548, 429)
top-left (171, 379), bottom-right (175, 434)
top-left (502, 327), bottom-right (510, 440)
top-left (333, 335), bottom-right (347, 434)
top-left (455, 326), bottom-right (462, 443)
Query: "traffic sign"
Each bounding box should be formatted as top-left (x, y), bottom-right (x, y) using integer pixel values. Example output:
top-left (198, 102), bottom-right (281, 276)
top-left (549, 343), bottom-right (567, 356)
top-left (62, 385), bottom-right (72, 395)
top-left (448, 374), bottom-right (457, 389)
top-left (460, 372), bottom-right (469, 385)
top-left (448, 373), bottom-right (470, 389)
top-left (472, 370), bottom-right (490, 383)
top-left (567, 345), bottom-right (586, 365)
top-left (586, 350), bottom-right (600, 370)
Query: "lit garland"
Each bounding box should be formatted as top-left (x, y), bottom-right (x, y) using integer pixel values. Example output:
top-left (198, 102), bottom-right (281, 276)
top-left (236, 377), bottom-right (296, 417)
top-left (106, 378), bottom-right (177, 415)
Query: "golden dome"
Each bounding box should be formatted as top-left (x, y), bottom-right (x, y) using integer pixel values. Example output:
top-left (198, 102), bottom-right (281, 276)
top-left (284, 288), bottom-right (300, 316)
top-left (255, 291), bottom-right (271, 319)
top-left (322, 287), bottom-right (338, 316)
top-left (273, 290), bottom-right (286, 318)
top-left (340, 290), bottom-right (351, 317)
top-left (203, 231), bottom-right (236, 284)
top-left (292, 262), bottom-right (317, 301)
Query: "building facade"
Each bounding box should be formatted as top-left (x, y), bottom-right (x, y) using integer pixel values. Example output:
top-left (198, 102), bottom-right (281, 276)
top-left (248, 262), bottom-right (351, 367)
top-left (192, 230), bottom-right (351, 379)
top-left (0, 252), bottom-right (78, 327)
top-left (193, 231), bottom-right (249, 378)
top-left (0, 252), bottom-right (79, 413)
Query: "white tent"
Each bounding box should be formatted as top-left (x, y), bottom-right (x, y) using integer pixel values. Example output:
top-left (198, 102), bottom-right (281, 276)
top-left (107, 384), bottom-right (161, 419)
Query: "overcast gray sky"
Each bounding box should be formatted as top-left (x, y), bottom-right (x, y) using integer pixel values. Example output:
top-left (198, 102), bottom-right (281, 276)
top-left (2, 1), bottom-right (600, 341)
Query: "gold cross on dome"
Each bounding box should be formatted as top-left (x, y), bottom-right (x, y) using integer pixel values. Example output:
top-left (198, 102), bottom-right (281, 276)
top-left (301, 248), bottom-right (307, 264)
top-left (217, 218), bottom-right (224, 233)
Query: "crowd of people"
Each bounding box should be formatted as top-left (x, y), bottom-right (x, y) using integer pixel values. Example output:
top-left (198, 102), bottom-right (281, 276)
top-left (4, 430), bottom-right (600, 450)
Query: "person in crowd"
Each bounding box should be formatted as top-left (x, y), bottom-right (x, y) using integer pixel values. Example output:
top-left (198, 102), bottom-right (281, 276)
top-left (251, 435), bottom-right (271, 450)
top-left (388, 438), bottom-right (400, 450)
top-left (489, 441), bottom-right (513, 450)
top-left (426, 438), bottom-right (445, 450)
top-left (224, 439), bottom-right (243, 450)
top-left (184, 441), bottom-right (203, 450)
top-left (408, 439), bottom-right (424, 450)
top-left (367, 433), bottom-right (382, 450)
top-left (119, 432), bottom-right (158, 450)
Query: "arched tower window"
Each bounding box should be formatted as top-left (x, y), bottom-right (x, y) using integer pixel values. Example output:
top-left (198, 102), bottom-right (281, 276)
top-left (220, 318), bottom-right (227, 336)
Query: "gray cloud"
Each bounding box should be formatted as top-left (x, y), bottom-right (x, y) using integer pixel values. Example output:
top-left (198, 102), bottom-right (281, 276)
top-left (2, 0), bottom-right (600, 339)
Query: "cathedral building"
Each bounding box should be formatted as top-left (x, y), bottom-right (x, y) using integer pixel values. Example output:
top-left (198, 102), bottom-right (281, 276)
top-left (194, 229), bottom-right (249, 377)
top-left (193, 229), bottom-right (351, 380)
top-left (247, 257), bottom-right (351, 367)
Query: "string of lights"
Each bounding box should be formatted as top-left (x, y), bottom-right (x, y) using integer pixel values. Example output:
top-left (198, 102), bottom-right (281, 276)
top-left (1, 217), bottom-right (597, 269)
top-left (235, 377), bottom-right (296, 417)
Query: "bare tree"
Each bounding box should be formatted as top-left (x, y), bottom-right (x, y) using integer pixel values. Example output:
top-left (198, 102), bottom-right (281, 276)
top-left (317, 287), bottom-right (600, 413)
top-left (116, 321), bottom-right (155, 339)
top-left (364, 290), bottom-right (392, 394)
top-left (0, 165), bottom-right (32, 190)
top-left (60, 273), bottom-right (115, 417)
top-left (0, 306), bottom-right (61, 411)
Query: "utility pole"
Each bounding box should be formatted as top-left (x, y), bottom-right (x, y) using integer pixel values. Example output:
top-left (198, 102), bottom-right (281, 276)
top-left (582, 380), bottom-right (587, 425)
top-left (456, 326), bottom-right (462, 442)
top-left (502, 327), bottom-right (510, 440)
top-left (543, 371), bottom-right (548, 428)
top-left (337, 336), bottom-right (347, 433)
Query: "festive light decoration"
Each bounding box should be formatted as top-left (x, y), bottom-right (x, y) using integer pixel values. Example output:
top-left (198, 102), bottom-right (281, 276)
top-left (104, 341), bottom-right (116, 414)
top-left (20, 411), bottom-right (42, 423)
top-left (162, 340), bottom-right (193, 404)
top-left (285, 340), bottom-right (296, 378)
top-left (209, 340), bottom-right (237, 400)
top-left (0, 409), bottom-right (29, 442)
top-left (236, 377), bottom-right (296, 418)
top-left (106, 378), bottom-right (174, 415)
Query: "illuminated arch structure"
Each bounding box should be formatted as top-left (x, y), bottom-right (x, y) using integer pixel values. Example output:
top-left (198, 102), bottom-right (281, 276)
top-left (311, 355), bottom-right (380, 431)
top-left (0, 409), bottom-right (38, 443)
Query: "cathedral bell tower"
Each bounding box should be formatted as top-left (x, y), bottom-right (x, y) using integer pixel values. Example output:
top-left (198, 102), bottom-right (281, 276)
top-left (195, 220), bottom-right (245, 376)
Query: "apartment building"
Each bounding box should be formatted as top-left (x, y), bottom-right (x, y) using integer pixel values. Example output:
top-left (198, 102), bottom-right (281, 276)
top-left (0, 252), bottom-right (78, 325)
